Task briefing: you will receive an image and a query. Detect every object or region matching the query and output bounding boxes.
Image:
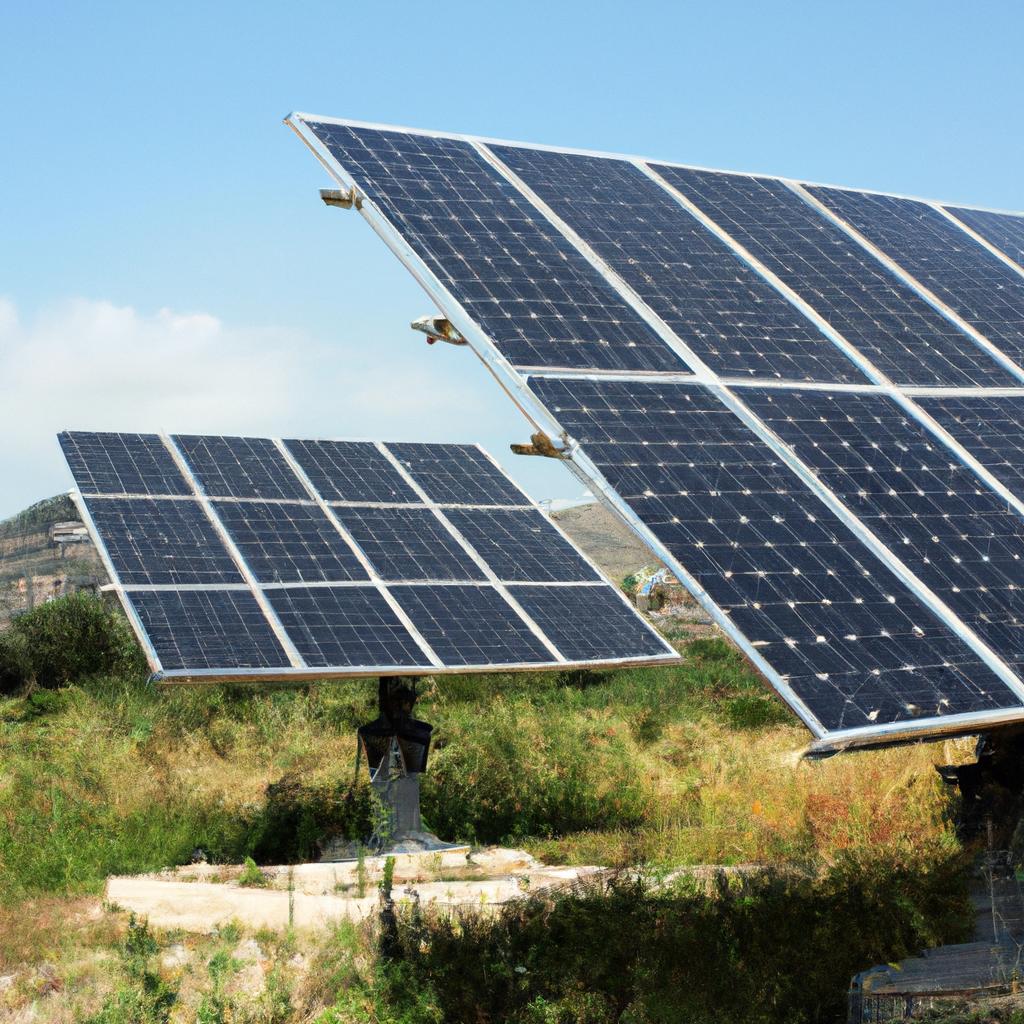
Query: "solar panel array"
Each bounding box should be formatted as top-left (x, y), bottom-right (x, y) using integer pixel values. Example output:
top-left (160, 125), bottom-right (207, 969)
top-left (60, 432), bottom-right (676, 681)
top-left (288, 113), bottom-right (1024, 750)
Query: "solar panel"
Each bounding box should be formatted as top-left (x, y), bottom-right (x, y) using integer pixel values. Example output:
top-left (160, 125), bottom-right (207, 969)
top-left (806, 188), bottom-right (1024, 373)
top-left (650, 167), bottom-right (1016, 387)
top-left (490, 145), bottom-right (866, 384)
top-left (943, 208), bottom-right (1024, 273)
top-left (60, 431), bottom-right (676, 681)
top-left (287, 114), bottom-right (1024, 750)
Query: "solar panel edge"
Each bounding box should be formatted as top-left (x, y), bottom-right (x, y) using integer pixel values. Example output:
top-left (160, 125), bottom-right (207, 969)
top-left (160, 434), bottom-right (309, 670)
top-left (939, 206), bottom-right (1024, 280)
top-left (67, 487), bottom-right (166, 676)
top-left (289, 114), bottom-right (1024, 219)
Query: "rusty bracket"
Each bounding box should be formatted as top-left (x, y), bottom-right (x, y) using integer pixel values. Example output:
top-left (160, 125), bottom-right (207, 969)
top-left (320, 187), bottom-right (363, 210)
top-left (510, 431), bottom-right (568, 459)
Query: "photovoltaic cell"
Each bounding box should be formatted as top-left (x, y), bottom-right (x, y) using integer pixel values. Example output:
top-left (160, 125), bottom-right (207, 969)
top-left (443, 508), bottom-right (600, 582)
top-left (743, 388), bottom-right (1024, 671)
top-left (302, 121), bottom-right (687, 373)
top-left (265, 586), bottom-right (427, 667)
top-left (490, 145), bottom-right (865, 383)
top-left (529, 377), bottom-right (1018, 730)
top-left (919, 395), bottom-right (1024, 503)
top-left (84, 497), bottom-right (243, 586)
top-left (212, 501), bottom-right (369, 583)
top-left (58, 432), bottom-right (190, 496)
top-left (513, 585), bottom-right (672, 661)
top-left (808, 188), bottom-right (1024, 369)
top-left (650, 167), bottom-right (1014, 387)
top-left (385, 442), bottom-right (528, 506)
top-left (174, 435), bottom-right (309, 500)
top-left (392, 584), bottom-right (552, 665)
top-left (284, 439), bottom-right (419, 503)
top-left (127, 590), bottom-right (290, 670)
top-left (64, 430), bottom-right (676, 679)
top-left (332, 506), bottom-right (486, 581)
top-left (945, 207), bottom-right (1024, 270)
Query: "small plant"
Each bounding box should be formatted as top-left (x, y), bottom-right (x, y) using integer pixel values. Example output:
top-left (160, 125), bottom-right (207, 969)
top-left (237, 856), bottom-right (267, 888)
top-left (196, 949), bottom-right (239, 1024)
top-left (356, 844), bottom-right (368, 899)
top-left (82, 914), bottom-right (177, 1024)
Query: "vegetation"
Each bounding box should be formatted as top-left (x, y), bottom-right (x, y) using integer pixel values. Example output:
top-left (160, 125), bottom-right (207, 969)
top-left (0, 594), bottom-right (990, 1022)
top-left (0, 494), bottom-right (76, 541)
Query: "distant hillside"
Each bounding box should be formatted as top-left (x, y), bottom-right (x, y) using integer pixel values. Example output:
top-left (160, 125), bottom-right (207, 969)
top-left (0, 495), bottom-right (105, 624)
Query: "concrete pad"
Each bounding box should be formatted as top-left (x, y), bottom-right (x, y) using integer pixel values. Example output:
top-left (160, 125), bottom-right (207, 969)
top-left (104, 847), bottom-right (602, 933)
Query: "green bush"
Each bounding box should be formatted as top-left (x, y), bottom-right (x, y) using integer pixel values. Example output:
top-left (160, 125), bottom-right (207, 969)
top-left (377, 853), bottom-right (974, 1024)
top-left (0, 592), bottom-right (146, 693)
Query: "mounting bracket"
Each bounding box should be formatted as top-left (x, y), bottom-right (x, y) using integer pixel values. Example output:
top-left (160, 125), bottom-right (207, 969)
top-left (410, 315), bottom-right (468, 346)
top-left (320, 186), bottom-right (363, 210)
top-left (510, 431), bottom-right (568, 459)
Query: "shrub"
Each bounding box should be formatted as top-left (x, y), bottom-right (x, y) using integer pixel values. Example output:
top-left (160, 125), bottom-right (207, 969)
top-left (0, 592), bottom-right (146, 693)
top-left (378, 853), bottom-right (974, 1024)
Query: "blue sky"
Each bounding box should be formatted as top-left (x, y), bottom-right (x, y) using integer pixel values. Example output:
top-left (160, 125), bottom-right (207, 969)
top-left (2, 0), bottom-right (1022, 518)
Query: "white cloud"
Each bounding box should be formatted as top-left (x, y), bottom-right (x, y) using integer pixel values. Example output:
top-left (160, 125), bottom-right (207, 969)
top-left (0, 296), bottom-right (496, 516)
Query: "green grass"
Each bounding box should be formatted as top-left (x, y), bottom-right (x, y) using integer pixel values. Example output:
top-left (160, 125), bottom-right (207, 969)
top-left (0, 597), bottom-right (988, 1024)
top-left (0, 628), bottom-right (965, 901)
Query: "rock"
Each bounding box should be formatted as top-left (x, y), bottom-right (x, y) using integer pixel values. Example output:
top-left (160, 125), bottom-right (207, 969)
top-left (161, 944), bottom-right (189, 970)
top-left (0, 974), bottom-right (15, 991)
top-left (231, 963), bottom-right (266, 997)
top-left (233, 939), bottom-right (264, 964)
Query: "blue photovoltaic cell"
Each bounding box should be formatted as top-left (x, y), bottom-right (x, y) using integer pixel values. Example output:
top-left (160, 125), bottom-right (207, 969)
top-left (175, 435), bottom-right (309, 501)
top-left (303, 121), bottom-right (686, 373)
top-left (392, 584), bottom-right (552, 665)
top-left (385, 442), bottom-right (528, 506)
top-left (212, 501), bottom-right (369, 584)
top-left (945, 207), bottom-right (1024, 269)
top-left (513, 585), bottom-right (672, 661)
top-left (808, 188), bottom-right (1024, 369)
top-left (529, 377), bottom-right (1019, 730)
top-left (59, 432), bottom-right (191, 496)
top-left (63, 430), bottom-right (676, 678)
top-left (84, 497), bottom-right (243, 586)
top-left (919, 395), bottom-right (1024, 503)
top-left (332, 506), bottom-right (486, 581)
top-left (490, 145), bottom-right (866, 383)
top-left (265, 586), bottom-right (427, 667)
top-left (284, 439), bottom-right (419, 503)
top-left (444, 508), bottom-right (600, 582)
top-left (743, 388), bottom-right (1024, 672)
top-left (650, 167), bottom-right (1014, 387)
top-left (127, 590), bottom-right (290, 670)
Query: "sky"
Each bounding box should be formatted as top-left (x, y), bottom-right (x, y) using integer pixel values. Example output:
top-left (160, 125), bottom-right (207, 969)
top-left (1, 0), bottom-right (1023, 519)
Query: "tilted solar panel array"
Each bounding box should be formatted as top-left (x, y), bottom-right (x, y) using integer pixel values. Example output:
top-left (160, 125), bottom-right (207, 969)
top-left (288, 113), bottom-right (1024, 751)
top-left (60, 431), bottom-right (676, 681)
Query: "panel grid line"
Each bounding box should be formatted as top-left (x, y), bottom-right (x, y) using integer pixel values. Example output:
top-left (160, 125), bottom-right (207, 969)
top-left (935, 204), bottom-right (1024, 280)
top-left (272, 438), bottom-right (445, 668)
top-left (471, 141), bottom-right (1024, 706)
top-left (288, 113), bottom-right (1024, 745)
top-left (788, 183), bottom-right (1024, 385)
top-left (375, 442), bottom-right (568, 663)
top-left (161, 433), bottom-right (307, 669)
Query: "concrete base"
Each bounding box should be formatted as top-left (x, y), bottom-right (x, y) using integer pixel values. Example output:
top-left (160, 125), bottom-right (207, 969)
top-left (104, 848), bottom-right (603, 933)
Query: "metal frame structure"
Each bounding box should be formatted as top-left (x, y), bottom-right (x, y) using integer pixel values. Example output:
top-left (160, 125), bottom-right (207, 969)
top-left (67, 433), bottom-right (679, 684)
top-left (285, 113), bottom-right (1024, 753)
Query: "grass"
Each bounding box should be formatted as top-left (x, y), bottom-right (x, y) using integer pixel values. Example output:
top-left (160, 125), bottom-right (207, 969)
top-left (0, 596), bottom-right (987, 1022)
top-left (0, 632), bottom-right (968, 902)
